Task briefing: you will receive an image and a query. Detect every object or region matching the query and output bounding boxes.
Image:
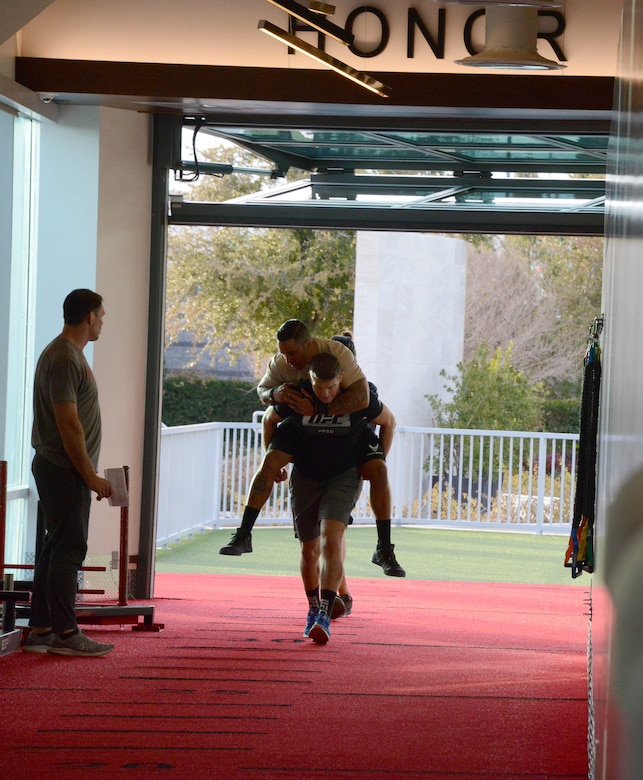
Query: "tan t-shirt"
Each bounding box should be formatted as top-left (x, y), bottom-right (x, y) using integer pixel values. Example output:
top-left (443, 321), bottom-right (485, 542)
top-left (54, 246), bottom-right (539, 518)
top-left (258, 337), bottom-right (366, 392)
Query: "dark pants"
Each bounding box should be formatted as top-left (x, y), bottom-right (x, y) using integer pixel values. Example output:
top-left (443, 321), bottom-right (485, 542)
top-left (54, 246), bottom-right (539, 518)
top-left (30, 452), bottom-right (91, 632)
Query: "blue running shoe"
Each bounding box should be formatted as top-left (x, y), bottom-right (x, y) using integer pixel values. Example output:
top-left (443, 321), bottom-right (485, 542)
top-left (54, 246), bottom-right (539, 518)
top-left (308, 611), bottom-right (331, 644)
top-left (303, 607), bottom-right (319, 637)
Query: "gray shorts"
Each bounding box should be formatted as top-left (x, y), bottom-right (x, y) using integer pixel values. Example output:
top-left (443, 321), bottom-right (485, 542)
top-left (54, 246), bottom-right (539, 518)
top-left (290, 467), bottom-right (362, 543)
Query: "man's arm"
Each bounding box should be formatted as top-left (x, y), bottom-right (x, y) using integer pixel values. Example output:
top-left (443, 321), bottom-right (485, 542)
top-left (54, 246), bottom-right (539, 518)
top-left (327, 378), bottom-right (369, 416)
top-left (53, 402), bottom-right (112, 499)
top-left (257, 355), bottom-right (290, 405)
top-left (370, 403), bottom-right (396, 456)
top-left (257, 382), bottom-right (276, 406)
top-left (275, 377), bottom-right (370, 417)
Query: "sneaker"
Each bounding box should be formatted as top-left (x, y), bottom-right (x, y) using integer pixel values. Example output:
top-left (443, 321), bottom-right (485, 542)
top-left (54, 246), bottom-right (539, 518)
top-left (303, 606), bottom-right (320, 637)
top-left (330, 596), bottom-right (346, 620)
top-left (372, 543), bottom-right (406, 577)
top-left (48, 630), bottom-right (114, 657)
top-left (308, 611), bottom-right (331, 644)
top-left (339, 593), bottom-right (353, 617)
top-left (23, 630), bottom-right (55, 654)
top-left (219, 529), bottom-right (252, 556)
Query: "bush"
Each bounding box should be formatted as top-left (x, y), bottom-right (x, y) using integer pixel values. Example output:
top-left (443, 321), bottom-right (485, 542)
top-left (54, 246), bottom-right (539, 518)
top-left (162, 376), bottom-right (261, 426)
top-left (541, 398), bottom-right (580, 433)
top-left (427, 344), bottom-right (544, 432)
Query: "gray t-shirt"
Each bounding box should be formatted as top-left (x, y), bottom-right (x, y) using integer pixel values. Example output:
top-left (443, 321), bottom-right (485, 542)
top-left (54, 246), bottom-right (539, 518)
top-left (31, 336), bottom-right (102, 470)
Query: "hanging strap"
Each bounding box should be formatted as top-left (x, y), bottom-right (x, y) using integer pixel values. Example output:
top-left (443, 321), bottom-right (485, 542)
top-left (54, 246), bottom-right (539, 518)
top-left (565, 316), bottom-right (602, 578)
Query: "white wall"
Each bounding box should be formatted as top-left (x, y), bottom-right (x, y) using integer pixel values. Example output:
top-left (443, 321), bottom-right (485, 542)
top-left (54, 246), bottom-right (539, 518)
top-left (17, 0), bottom-right (620, 77)
top-left (353, 232), bottom-right (466, 428)
top-left (28, 106), bottom-right (151, 561)
top-left (0, 108), bottom-right (13, 453)
top-left (91, 107), bottom-right (152, 558)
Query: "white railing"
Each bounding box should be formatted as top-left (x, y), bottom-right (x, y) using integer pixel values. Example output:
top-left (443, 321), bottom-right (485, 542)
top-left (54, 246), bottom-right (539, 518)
top-left (157, 422), bottom-right (578, 546)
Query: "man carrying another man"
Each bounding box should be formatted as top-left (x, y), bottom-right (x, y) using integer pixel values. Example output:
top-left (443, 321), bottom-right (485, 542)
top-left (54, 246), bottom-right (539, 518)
top-left (225, 351), bottom-right (393, 643)
top-left (221, 319), bottom-right (404, 577)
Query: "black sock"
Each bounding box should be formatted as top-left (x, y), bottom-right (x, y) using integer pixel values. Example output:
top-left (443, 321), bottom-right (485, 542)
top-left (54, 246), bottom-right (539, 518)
top-left (320, 589), bottom-right (336, 616)
top-left (239, 506), bottom-right (260, 536)
top-left (34, 629), bottom-right (54, 637)
top-left (376, 520), bottom-right (391, 548)
top-left (306, 587), bottom-right (320, 608)
top-left (59, 628), bottom-right (79, 639)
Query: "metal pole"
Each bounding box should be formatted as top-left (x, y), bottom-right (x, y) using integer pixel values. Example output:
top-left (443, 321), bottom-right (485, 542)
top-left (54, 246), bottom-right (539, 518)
top-left (138, 114), bottom-right (174, 599)
top-left (118, 465), bottom-right (130, 606)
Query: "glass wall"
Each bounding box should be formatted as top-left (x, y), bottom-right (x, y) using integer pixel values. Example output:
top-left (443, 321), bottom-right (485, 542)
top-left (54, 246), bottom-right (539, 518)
top-left (1, 112), bottom-right (38, 570)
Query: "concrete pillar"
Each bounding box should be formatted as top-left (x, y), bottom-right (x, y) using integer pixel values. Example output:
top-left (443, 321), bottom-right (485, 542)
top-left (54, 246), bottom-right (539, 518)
top-left (353, 231), bottom-right (467, 427)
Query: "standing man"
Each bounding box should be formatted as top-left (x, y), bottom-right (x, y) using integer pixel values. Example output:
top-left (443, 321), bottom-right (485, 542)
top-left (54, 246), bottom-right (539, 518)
top-left (24, 289), bottom-right (114, 657)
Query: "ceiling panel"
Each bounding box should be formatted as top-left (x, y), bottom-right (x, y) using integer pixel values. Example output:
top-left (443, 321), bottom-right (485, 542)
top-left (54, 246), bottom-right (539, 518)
top-left (13, 58), bottom-right (611, 234)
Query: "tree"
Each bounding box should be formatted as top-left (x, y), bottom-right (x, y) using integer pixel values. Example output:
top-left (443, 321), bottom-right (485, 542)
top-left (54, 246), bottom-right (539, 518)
top-left (463, 235), bottom-right (603, 390)
top-left (166, 144), bottom-right (356, 372)
top-left (427, 343), bottom-right (544, 432)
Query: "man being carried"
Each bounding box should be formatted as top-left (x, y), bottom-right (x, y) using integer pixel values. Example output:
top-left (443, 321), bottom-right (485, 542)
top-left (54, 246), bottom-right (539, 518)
top-left (221, 319), bottom-right (404, 576)
top-left (224, 352), bottom-right (394, 643)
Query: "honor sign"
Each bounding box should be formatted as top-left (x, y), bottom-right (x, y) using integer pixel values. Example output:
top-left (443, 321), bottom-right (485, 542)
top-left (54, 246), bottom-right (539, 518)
top-left (14, 0), bottom-right (621, 78)
top-left (288, 6), bottom-right (567, 62)
top-left (262, 1), bottom-right (620, 77)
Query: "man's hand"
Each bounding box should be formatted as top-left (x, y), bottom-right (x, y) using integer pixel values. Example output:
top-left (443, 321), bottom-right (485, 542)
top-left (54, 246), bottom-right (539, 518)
top-left (272, 384), bottom-right (315, 415)
top-left (284, 387), bottom-right (317, 416)
top-left (87, 474), bottom-right (112, 501)
top-left (274, 467), bottom-right (289, 484)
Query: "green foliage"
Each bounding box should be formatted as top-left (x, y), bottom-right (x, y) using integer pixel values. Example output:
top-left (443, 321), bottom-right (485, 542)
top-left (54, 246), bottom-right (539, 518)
top-left (166, 144), bottom-right (356, 364)
top-left (541, 398), bottom-right (580, 433)
top-left (540, 377), bottom-right (582, 433)
top-left (426, 345), bottom-right (546, 479)
top-left (463, 235), bottom-right (603, 389)
top-left (427, 343), bottom-right (544, 432)
top-left (162, 375), bottom-right (261, 426)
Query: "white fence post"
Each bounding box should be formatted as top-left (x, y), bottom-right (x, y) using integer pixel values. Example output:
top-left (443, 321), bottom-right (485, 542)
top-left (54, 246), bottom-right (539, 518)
top-left (536, 436), bottom-right (548, 535)
top-left (211, 424), bottom-right (223, 529)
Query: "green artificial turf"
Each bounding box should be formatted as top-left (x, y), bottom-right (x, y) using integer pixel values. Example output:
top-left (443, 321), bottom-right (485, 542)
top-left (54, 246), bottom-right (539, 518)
top-left (155, 526), bottom-right (587, 586)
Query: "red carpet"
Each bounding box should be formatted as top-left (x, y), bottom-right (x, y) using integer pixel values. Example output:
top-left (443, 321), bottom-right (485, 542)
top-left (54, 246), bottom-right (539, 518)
top-left (1, 574), bottom-right (588, 779)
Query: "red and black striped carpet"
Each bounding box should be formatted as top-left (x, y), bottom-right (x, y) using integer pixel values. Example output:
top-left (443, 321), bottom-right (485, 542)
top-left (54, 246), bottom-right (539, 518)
top-left (2, 573), bottom-right (589, 779)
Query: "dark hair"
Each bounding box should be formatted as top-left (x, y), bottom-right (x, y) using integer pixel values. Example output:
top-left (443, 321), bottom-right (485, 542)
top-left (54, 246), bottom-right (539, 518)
top-left (63, 289), bottom-right (103, 326)
top-left (332, 332), bottom-right (356, 356)
top-left (277, 319), bottom-right (310, 345)
top-left (310, 352), bottom-right (341, 381)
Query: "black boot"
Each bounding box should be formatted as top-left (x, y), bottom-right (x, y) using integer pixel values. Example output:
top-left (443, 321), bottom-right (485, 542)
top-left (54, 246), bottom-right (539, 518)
top-left (371, 543), bottom-right (405, 577)
top-left (219, 528), bottom-right (253, 556)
